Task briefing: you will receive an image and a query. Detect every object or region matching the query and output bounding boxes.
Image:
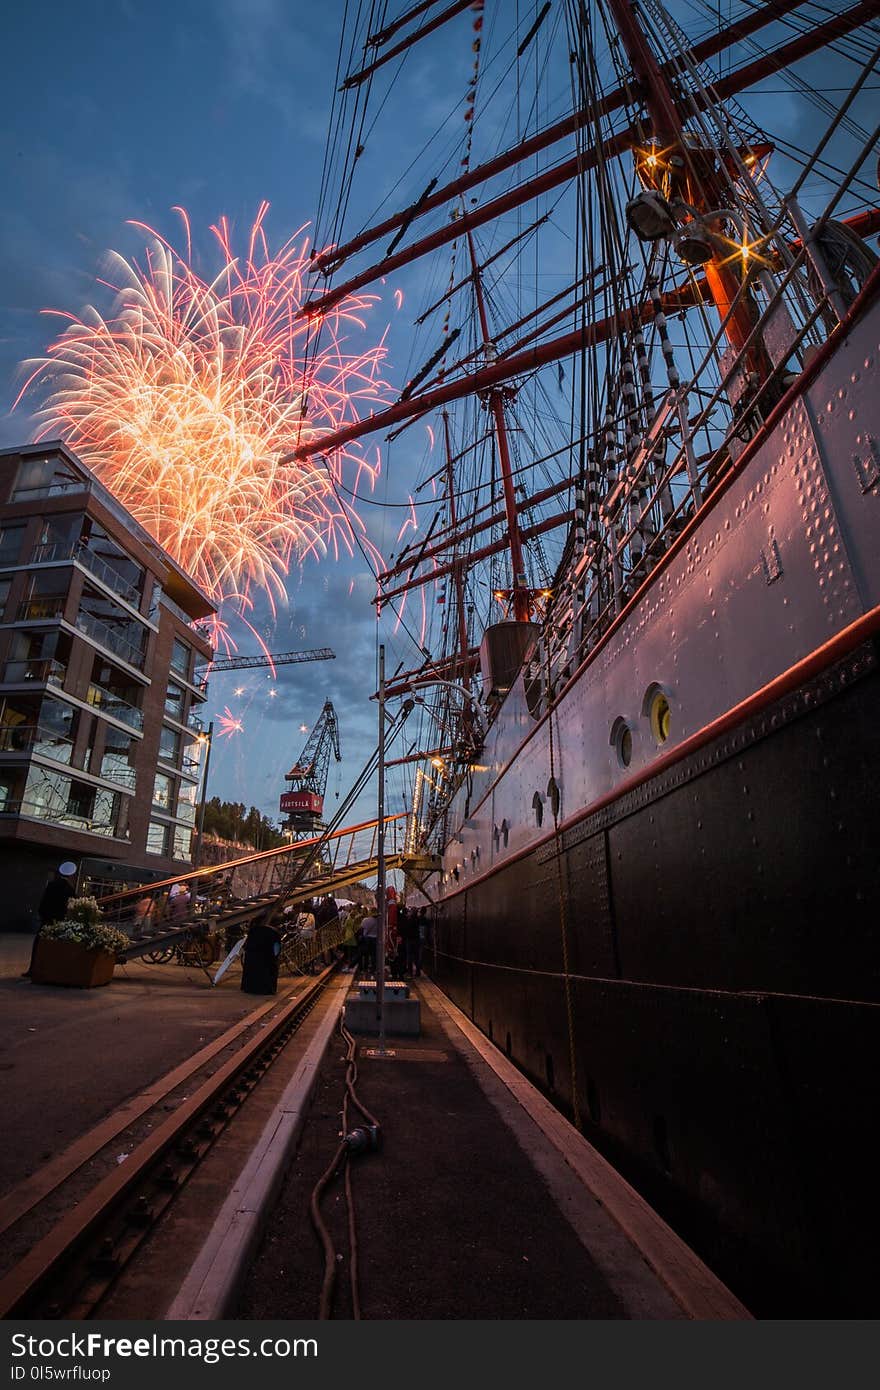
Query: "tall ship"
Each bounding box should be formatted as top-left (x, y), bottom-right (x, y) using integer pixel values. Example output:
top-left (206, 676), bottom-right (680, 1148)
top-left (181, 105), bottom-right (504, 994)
top-left (297, 1), bottom-right (880, 1312)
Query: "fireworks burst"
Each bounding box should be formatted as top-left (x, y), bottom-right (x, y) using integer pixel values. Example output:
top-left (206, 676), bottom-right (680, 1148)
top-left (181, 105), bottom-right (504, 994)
top-left (17, 203), bottom-right (387, 606)
top-left (217, 706), bottom-right (244, 739)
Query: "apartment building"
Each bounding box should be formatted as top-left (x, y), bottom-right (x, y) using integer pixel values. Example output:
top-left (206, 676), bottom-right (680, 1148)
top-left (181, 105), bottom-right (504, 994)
top-left (0, 441), bottom-right (216, 927)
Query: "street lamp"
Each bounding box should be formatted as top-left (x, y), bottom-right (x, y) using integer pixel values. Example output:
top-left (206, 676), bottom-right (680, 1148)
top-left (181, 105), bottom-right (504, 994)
top-left (192, 720), bottom-right (214, 870)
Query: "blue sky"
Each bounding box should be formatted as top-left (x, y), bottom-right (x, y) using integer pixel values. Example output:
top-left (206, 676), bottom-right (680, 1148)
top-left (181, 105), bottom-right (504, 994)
top-left (1, 1), bottom-right (876, 832)
top-left (0, 0), bottom-right (461, 827)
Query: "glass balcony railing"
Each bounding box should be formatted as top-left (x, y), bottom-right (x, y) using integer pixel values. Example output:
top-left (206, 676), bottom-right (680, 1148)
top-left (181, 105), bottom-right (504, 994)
top-left (86, 682), bottom-right (144, 731)
top-left (0, 724), bottom-right (74, 764)
top-left (32, 541), bottom-right (143, 610)
top-left (11, 480), bottom-right (89, 504)
top-left (1, 658), bottom-right (66, 688)
top-left (0, 798), bottom-right (117, 837)
top-left (98, 759), bottom-right (138, 790)
top-left (17, 598), bottom-right (66, 622)
top-left (76, 611), bottom-right (146, 671)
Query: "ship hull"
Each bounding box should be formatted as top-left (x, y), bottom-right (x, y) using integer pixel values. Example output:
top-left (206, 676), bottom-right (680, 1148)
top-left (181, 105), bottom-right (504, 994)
top-left (430, 283), bottom-right (880, 1314)
top-left (432, 638), bottom-right (879, 1312)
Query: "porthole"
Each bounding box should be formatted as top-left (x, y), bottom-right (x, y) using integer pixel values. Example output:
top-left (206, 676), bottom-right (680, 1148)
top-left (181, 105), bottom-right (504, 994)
top-left (650, 691), bottom-right (671, 744)
top-left (610, 716), bottom-right (633, 769)
top-left (642, 683), bottom-right (672, 746)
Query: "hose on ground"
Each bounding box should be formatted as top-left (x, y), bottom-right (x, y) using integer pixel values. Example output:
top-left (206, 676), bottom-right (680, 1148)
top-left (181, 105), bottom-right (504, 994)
top-left (309, 1017), bottom-right (382, 1319)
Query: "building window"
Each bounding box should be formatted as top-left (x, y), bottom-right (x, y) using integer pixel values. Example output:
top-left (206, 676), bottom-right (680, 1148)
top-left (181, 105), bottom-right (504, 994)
top-left (77, 585), bottom-right (147, 670)
top-left (170, 639), bottom-right (192, 679)
top-left (165, 683), bottom-right (185, 720)
top-left (12, 454), bottom-right (84, 502)
top-left (153, 772), bottom-right (173, 810)
top-left (0, 772), bottom-right (18, 812)
top-left (146, 821), bottom-right (169, 855)
top-left (34, 696), bottom-right (77, 764)
top-left (147, 580), bottom-right (162, 624)
top-left (176, 782), bottom-right (197, 825)
top-left (35, 514), bottom-right (80, 560)
top-left (173, 826), bottom-right (192, 860)
top-left (0, 577), bottom-right (11, 620)
top-left (0, 522), bottom-right (25, 565)
top-left (78, 519), bottom-right (144, 606)
top-left (20, 570), bottom-right (68, 622)
top-left (158, 726), bottom-right (180, 766)
top-left (100, 727), bottom-right (137, 789)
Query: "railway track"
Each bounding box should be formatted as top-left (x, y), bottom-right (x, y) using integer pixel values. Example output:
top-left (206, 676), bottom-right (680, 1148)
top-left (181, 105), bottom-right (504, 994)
top-left (0, 968), bottom-right (340, 1320)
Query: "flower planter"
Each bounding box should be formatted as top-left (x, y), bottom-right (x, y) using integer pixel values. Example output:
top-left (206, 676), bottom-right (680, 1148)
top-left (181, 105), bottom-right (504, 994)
top-left (31, 937), bottom-right (117, 988)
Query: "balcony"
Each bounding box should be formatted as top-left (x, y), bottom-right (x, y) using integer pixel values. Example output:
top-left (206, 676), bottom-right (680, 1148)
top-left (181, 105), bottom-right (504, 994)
top-left (1, 658), bottom-right (66, 688)
top-left (98, 758), bottom-right (138, 790)
top-left (76, 611), bottom-right (146, 671)
top-left (11, 479), bottom-right (90, 505)
top-left (17, 598), bottom-right (66, 622)
top-left (86, 682), bottom-right (144, 732)
top-left (0, 797), bottom-right (118, 837)
top-left (0, 724), bottom-right (74, 764)
top-left (32, 541), bottom-right (143, 611)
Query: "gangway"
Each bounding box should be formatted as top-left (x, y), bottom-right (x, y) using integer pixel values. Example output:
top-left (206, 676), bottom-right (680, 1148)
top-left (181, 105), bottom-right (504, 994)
top-left (95, 813), bottom-right (435, 973)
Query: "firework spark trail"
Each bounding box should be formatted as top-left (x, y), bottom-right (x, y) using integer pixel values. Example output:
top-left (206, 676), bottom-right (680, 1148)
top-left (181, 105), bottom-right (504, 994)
top-left (217, 706), bottom-right (245, 739)
top-left (17, 203), bottom-right (389, 607)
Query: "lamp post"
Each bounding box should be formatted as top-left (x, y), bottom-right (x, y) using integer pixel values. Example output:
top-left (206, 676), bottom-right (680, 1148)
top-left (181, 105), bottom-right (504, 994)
top-left (192, 720), bottom-right (214, 870)
top-left (375, 646), bottom-right (387, 1053)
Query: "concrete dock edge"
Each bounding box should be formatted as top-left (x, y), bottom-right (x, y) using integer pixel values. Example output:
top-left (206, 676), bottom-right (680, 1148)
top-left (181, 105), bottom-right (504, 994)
top-left (164, 975), bottom-right (348, 1320)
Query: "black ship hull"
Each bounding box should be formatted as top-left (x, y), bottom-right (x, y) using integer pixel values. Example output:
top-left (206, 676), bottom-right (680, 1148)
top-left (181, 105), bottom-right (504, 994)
top-left (431, 632), bottom-right (880, 1314)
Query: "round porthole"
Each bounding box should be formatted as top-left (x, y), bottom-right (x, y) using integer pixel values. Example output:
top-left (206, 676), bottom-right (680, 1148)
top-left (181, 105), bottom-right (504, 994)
top-left (610, 716), bottom-right (633, 769)
top-left (650, 690), bottom-right (671, 744)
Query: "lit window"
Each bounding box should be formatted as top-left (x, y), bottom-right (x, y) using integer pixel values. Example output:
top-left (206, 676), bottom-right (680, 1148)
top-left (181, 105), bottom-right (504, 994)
top-left (649, 691), bottom-right (671, 745)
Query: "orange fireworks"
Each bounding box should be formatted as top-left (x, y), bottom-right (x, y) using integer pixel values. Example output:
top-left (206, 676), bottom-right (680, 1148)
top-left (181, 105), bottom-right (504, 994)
top-left (17, 203), bottom-right (387, 605)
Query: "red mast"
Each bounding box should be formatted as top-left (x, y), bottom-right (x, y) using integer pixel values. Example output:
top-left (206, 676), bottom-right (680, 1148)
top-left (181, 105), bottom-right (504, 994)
top-left (605, 0), bottom-right (767, 375)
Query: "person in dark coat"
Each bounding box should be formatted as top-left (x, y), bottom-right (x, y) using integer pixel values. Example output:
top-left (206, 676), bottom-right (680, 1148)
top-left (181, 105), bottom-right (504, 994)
top-left (401, 906), bottom-right (422, 978)
top-left (23, 862), bottom-right (77, 977)
top-left (240, 921), bottom-right (282, 994)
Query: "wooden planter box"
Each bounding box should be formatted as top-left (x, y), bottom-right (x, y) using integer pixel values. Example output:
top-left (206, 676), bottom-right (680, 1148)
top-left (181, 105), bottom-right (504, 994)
top-left (31, 937), bottom-right (117, 988)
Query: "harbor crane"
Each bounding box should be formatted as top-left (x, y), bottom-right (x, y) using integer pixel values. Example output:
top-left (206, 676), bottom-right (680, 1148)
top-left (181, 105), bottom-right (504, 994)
top-left (198, 647), bottom-right (335, 674)
top-left (280, 699), bottom-right (342, 839)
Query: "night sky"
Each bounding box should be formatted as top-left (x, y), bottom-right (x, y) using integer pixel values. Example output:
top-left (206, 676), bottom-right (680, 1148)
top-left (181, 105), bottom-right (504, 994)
top-left (1, 1), bottom-right (875, 833)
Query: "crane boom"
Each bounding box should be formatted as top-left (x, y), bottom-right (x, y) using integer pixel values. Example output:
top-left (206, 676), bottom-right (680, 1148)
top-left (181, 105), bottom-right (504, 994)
top-left (281, 700), bottom-right (342, 839)
top-left (200, 647), bottom-right (335, 673)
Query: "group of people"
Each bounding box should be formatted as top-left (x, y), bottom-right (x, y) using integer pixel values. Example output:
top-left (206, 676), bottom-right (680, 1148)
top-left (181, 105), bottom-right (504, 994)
top-left (345, 889), bottom-right (429, 979)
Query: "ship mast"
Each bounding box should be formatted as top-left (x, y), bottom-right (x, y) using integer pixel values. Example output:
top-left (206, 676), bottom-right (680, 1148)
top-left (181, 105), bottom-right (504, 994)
top-left (466, 229), bottom-right (531, 622)
top-left (605, 0), bottom-right (769, 381)
top-left (441, 410), bottom-right (472, 670)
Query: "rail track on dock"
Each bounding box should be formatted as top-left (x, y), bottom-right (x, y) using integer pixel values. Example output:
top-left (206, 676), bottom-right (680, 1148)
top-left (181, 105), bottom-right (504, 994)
top-left (0, 967), bottom-right (340, 1320)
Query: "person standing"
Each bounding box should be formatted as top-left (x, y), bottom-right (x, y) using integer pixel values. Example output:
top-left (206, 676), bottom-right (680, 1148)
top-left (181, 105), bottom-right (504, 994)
top-left (23, 861), bottom-right (77, 978)
top-left (168, 883), bottom-right (191, 922)
top-left (401, 906), bottom-right (422, 978)
top-left (384, 887), bottom-right (399, 974)
top-left (358, 910), bottom-right (379, 975)
top-left (240, 921), bottom-right (281, 994)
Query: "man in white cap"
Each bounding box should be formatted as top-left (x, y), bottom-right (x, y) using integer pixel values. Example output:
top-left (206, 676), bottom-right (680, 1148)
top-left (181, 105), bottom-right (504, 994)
top-left (22, 862), bottom-right (77, 978)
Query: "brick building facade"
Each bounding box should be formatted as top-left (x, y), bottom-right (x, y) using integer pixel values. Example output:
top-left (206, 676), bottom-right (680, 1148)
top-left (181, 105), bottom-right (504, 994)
top-left (0, 442), bottom-right (216, 927)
